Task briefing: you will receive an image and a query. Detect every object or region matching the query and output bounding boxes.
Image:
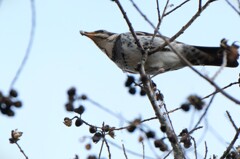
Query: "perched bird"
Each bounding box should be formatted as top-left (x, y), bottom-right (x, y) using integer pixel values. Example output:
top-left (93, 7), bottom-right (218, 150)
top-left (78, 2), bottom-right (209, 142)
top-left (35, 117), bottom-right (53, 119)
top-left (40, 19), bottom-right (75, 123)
top-left (80, 30), bottom-right (239, 75)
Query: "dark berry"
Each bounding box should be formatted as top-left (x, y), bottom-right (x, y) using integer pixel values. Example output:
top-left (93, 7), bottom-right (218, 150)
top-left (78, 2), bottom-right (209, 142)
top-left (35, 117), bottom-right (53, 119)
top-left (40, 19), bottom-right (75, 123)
top-left (6, 108), bottom-right (15, 116)
top-left (146, 130), bottom-right (155, 138)
top-left (81, 94), bottom-right (87, 100)
top-left (160, 125), bottom-right (167, 132)
top-left (89, 126), bottom-right (97, 134)
top-left (128, 87), bottom-right (136, 95)
top-left (67, 87), bottom-right (76, 97)
top-left (140, 89), bottom-right (146, 96)
top-left (87, 155), bottom-right (97, 159)
top-left (4, 97), bottom-right (13, 107)
top-left (103, 125), bottom-right (110, 132)
top-left (127, 125), bottom-right (136, 133)
top-left (181, 103), bottom-right (190, 112)
top-left (183, 139), bottom-right (192, 148)
top-left (13, 101), bottom-right (22, 108)
top-left (75, 118), bottom-right (83, 127)
top-left (65, 102), bottom-right (74, 111)
top-left (92, 132), bottom-right (102, 143)
top-left (74, 105), bottom-right (85, 115)
top-left (9, 89), bottom-right (18, 98)
top-left (125, 76), bottom-right (135, 87)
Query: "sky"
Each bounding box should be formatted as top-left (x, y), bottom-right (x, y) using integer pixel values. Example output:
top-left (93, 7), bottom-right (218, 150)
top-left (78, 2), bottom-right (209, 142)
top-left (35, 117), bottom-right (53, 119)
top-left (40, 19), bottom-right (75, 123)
top-left (0, 0), bottom-right (240, 159)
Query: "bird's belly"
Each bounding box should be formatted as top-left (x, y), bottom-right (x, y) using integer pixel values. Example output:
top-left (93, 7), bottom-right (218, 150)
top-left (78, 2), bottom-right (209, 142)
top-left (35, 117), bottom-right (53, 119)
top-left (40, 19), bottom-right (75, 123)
top-left (120, 48), bottom-right (183, 74)
top-left (145, 51), bottom-right (183, 74)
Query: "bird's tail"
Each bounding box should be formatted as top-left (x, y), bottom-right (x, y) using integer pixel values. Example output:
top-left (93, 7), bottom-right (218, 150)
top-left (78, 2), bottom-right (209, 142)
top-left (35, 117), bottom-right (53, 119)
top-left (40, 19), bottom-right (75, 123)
top-left (191, 39), bottom-right (239, 67)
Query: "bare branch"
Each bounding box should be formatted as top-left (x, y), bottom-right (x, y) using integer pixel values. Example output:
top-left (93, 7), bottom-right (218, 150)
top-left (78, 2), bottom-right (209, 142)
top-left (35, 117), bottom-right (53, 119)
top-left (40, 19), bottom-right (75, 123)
top-left (15, 142), bottom-right (29, 159)
top-left (114, 0), bottom-right (185, 158)
top-left (201, 81), bottom-right (240, 100)
top-left (122, 143), bottom-right (128, 159)
top-left (204, 141), bottom-right (208, 159)
top-left (10, 0), bottom-right (36, 89)
top-left (225, 0), bottom-right (240, 15)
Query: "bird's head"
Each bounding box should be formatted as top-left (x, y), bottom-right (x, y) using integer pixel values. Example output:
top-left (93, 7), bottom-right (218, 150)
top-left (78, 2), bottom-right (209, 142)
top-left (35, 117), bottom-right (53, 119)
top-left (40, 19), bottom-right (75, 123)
top-left (80, 30), bottom-right (118, 58)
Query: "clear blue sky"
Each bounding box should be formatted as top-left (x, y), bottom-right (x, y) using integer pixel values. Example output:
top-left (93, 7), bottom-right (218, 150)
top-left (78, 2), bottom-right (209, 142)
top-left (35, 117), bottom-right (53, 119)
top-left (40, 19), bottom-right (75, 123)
top-left (0, 0), bottom-right (240, 159)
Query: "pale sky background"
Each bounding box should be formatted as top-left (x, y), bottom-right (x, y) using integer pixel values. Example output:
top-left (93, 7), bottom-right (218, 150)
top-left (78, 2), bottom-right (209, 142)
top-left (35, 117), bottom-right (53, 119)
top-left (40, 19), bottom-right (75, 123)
top-left (0, 0), bottom-right (240, 159)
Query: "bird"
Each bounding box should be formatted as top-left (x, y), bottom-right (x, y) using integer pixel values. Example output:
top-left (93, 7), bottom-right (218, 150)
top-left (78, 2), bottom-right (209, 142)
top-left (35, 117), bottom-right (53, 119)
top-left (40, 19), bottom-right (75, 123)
top-left (80, 30), bottom-right (239, 75)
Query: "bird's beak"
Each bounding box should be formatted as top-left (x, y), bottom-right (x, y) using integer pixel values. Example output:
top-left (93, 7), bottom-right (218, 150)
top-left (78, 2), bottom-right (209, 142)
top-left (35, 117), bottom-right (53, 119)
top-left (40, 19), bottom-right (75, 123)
top-left (80, 31), bottom-right (95, 39)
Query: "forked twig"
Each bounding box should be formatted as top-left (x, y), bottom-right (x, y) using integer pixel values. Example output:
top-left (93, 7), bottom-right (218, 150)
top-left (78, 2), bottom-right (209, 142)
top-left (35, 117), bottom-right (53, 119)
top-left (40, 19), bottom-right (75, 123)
top-left (163, 0), bottom-right (191, 17)
top-left (220, 111), bottom-right (240, 159)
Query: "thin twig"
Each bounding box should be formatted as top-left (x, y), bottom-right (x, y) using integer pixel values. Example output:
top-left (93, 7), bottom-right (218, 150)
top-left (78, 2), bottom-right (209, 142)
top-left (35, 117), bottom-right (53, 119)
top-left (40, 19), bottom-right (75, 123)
top-left (9, 0), bottom-right (36, 89)
top-left (15, 142), bottom-right (29, 159)
top-left (107, 139), bottom-right (155, 159)
top-left (226, 111), bottom-right (238, 131)
top-left (141, 142), bottom-right (145, 159)
top-left (103, 138), bottom-right (111, 159)
top-left (122, 143), bottom-right (128, 159)
top-left (201, 81), bottom-right (240, 100)
top-left (87, 98), bottom-right (124, 121)
top-left (153, 0), bottom-right (215, 53)
top-left (211, 51), bottom-right (227, 81)
top-left (204, 141), bottom-right (208, 159)
top-left (220, 112), bottom-right (240, 159)
top-left (98, 139), bottom-right (104, 159)
top-left (192, 94), bottom-right (216, 130)
top-left (225, 0), bottom-right (240, 15)
top-left (191, 137), bottom-right (198, 159)
top-left (164, 0), bottom-right (191, 17)
top-left (198, 0), bottom-right (202, 11)
top-left (189, 126), bottom-right (203, 135)
top-left (163, 150), bottom-right (173, 159)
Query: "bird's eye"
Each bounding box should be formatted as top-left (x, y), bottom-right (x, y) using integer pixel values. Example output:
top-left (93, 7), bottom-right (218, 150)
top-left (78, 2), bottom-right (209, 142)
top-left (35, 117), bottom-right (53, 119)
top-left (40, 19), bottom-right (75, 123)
top-left (96, 30), bottom-right (106, 33)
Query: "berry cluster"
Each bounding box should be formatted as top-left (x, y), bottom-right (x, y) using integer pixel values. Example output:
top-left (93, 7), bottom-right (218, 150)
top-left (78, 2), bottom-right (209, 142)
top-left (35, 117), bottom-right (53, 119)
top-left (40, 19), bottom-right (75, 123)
top-left (179, 128), bottom-right (192, 148)
top-left (124, 76), bottom-right (146, 96)
top-left (0, 89), bottom-right (22, 116)
top-left (65, 87), bottom-right (87, 112)
top-left (181, 95), bottom-right (205, 112)
top-left (127, 118), bottom-right (171, 152)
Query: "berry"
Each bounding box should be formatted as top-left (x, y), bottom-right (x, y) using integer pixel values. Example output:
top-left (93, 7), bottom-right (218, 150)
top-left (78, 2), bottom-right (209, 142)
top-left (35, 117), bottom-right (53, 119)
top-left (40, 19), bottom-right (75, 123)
top-left (74, 105), bottom-right (85, 115)
top-left (89, 126), bottom-right (97, 134)
top-left (67, 87), bottom-right (76, 97)
top-left (127, 125), bottom-right (136, 133)
top-left (65, 102), bottom-right (74, 111)
top-left (146, 131), bottom-right (155, 138)
top-left (128, 87), bottom-right (136, 95)
top-left (181, 103), bottom-right (190, 112)
top-left (92, 132), bottom-right (102, 143)
top-left (139, 89), bottom-right (146, 96)
top-left (13, 101), bottom-right (22, 107)
top-left (75, 118), bottom-right (83, 127)
top-left (9, 89), bottom-right (18, 98)
top-left (125, 76), bottom-right (135, 87)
